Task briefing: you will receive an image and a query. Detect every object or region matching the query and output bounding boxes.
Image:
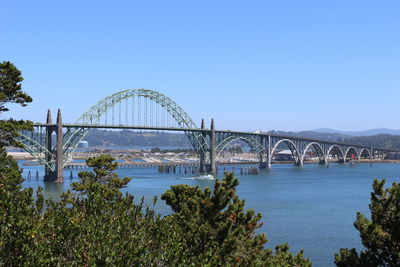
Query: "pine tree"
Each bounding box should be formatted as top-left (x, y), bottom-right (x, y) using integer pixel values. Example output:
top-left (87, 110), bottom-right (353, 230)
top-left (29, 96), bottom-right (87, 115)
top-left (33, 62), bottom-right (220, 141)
top-left (0, 61), bottom-right (41, 266)
top-left (161, 172), bottom-right (311, 266)
top-left (335, 179), bottom-right (400, 266)
top-left (0, 61), bottom-right (33, 147)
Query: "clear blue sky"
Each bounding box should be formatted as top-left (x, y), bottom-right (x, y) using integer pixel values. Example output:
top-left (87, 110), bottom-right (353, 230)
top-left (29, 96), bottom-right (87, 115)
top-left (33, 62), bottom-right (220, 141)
top-left (1, 0), bottom-right (399, 131)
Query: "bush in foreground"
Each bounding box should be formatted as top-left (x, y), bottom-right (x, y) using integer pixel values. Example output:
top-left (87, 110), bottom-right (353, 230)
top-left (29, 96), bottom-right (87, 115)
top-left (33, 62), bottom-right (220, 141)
top-left (335, 179), bottom-right (400, 267)
top-left (1, 154), bottom-right (311, 266)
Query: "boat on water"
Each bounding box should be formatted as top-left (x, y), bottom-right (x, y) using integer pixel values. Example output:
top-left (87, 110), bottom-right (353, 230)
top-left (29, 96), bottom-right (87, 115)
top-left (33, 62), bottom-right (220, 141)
top-left (195, 174), bottom-right (215, 180)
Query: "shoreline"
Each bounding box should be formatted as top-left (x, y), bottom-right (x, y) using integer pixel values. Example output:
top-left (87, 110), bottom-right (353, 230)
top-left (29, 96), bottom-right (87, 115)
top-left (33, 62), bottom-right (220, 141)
top-left (10, 150), bottom-right (400, 167)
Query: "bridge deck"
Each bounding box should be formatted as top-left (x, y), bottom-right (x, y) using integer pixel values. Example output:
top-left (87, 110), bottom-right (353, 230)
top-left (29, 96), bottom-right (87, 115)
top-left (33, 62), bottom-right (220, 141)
top-left (32, 123), bottom-right (400, 153)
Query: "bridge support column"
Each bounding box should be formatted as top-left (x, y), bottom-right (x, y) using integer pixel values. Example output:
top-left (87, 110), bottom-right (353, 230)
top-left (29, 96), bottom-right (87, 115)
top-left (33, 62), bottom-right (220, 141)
top-left (319, 159), bottom-right (327, 165)
top-left (208, 119), bottom-right (216, 175)
top-left (258, 135), bottom-right (268, 169)
top-left (295, 160), bottom-right (304, 167)
top-left (199, 119), bottom-right (206, 173)
top-left (267, 133), bottom-right (272, 169)
top-left (44, 109), bottom-right (64, 183)
top-left (55, 109), bottom-right (64, 183)
top-left (44, 109), bottom-right (54, 182)
top-left (201, 119), bottom-right (216, 175)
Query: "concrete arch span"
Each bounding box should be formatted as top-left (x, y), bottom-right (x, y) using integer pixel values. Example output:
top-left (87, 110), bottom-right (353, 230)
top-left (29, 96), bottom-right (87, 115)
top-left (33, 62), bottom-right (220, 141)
top-left (326, 145), bottom-right (345, 163)
top-left (359, 148), bottom-right (371, 159)
top-left (216, 135), bottom-right (266, 159)
top-left (344, 146), bottom-right (359, 161)
top-left (270, 139), bottom-right (302, 166)
top-left (301, 142), bottom-right (326, 164)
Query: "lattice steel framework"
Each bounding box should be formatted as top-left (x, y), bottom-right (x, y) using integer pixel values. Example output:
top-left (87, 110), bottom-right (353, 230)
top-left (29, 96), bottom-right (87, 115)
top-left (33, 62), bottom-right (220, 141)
top-left (18, 89), bottom-right (209, 169)
top-left (17, 129), bottom-right (55, 170)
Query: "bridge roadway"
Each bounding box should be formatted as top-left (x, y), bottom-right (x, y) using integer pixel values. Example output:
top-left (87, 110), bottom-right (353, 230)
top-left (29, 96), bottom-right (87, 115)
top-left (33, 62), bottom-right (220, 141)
top-left (33, 122), bottom-right (397, 153)
top-left (18, 88), bottom-right (400, 183)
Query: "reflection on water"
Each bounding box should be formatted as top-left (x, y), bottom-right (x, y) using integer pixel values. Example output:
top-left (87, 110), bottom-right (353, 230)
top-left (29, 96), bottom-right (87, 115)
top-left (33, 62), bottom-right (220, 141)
top-left (19, 162), bottom-right (400, 267)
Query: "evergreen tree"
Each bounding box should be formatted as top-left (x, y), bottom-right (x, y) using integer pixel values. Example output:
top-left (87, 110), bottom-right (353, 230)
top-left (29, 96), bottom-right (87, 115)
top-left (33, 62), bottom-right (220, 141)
top-left (28, 155), bottom-right (163, 265)
top-left (0, 61), bottom-right (32, 112)
top-left (335, 179), bottom-right (400, 266)
top-left (161, 172), bottom-right (311, 266)
top-left (0, 61), bottom-right (33, 147)
top-left (0, 61), bottom-right (40, 266)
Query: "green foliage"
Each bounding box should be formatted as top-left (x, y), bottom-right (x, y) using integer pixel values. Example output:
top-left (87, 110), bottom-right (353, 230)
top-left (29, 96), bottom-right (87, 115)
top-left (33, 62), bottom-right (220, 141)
top-left (161, 172), bottom-right (311, 266)
top-left (150, 147), bottom-right (162, 153)
top-left (0, 146), bottom-right (44, 266)
top-left (0, 118), bottom-right (33, 147)
top-left (72, 155), bottom-right (131, 199)
top-left (0, 61), bottom-right (39, 266)
top-left (274, 130), bottom-right (400, 150)
top-left (0, 61), bottom-right (32, 112)
top-left (25, 156), bottom-right (162, 266)
top-left (161, 173), bottom-right (264, 264)
top-left (0, 61), bottom-right (33, 147)
top-left (1, 154), bottom-right (311, 266)
top-left (335, 179), bottom-right (400, 266)
top-left (344, 134), bottom-right (400, 150)
top-left (86, 128), bottom-right (191, 147)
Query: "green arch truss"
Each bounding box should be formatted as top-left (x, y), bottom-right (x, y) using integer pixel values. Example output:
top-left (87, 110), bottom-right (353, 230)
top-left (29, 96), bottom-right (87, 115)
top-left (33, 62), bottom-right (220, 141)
top-left (16, 133), bottom-right (55, 170)
top-left (19, 89), bottom-right (209, 168)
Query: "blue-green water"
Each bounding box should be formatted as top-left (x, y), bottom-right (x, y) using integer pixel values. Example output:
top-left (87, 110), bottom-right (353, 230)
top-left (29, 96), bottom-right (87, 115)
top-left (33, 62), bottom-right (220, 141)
top-left (21, 162), bottom-right (400, 266)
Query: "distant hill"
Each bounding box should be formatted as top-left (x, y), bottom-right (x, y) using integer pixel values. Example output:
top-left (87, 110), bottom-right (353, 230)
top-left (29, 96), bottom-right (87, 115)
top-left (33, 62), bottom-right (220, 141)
top-left (271, 130), bottom-right (400, 149)
top-left (342, 134), bottom-right (400, 150)
top-left (271, 130), bottom-right (348, 142)
top-left (310, 128), bottom-right (400, 136)
top-left (84, 129), bottom-right (400, 150)
top-left (85, 129), bottom-right (191, 147)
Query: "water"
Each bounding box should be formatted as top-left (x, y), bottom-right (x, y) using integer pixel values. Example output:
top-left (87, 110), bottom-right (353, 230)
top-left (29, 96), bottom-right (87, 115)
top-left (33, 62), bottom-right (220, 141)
top-left (20, 162), bottom-right (400, 266)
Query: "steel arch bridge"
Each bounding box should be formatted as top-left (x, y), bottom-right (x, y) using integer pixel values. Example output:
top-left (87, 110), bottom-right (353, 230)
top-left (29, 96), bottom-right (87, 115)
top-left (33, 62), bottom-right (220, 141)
top-left (16, 88), bottom-right (398, 182)
top-left (18, 89), bottom-right (212, 181)
top-left (65, 89), bottom-right (209, 160)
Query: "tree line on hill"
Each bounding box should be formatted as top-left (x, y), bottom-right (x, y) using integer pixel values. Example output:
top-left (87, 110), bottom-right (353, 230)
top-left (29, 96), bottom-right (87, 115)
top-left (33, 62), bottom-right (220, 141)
top-left (273, 130), bottom-right (400, 150)
top-left (341, 134), bottom-right (400, 150)
top-left (87, 128), bottom-right (400, 150)
top-left (85, 129), bottom-right (191, 147)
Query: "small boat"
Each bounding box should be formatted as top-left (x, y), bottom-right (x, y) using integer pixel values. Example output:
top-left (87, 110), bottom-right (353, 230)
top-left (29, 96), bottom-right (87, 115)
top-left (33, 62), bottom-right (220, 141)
top-left (195, 174), bottom-right (215, 180)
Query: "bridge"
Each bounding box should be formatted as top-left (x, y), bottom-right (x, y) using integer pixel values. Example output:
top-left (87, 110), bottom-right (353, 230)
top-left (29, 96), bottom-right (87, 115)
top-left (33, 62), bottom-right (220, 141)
top-left (17, 89), bottom-right (398, 182)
